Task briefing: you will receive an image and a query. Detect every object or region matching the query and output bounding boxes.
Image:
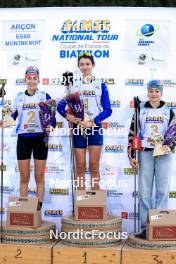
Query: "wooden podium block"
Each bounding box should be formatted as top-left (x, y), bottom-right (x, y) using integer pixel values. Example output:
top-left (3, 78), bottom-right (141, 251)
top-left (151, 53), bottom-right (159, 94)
top-left (53, 242), bottom-right (122, 264)
top-left (0, 242), bottom-right (55, 264)
top-left (122, 243), bottom-right (176, 264)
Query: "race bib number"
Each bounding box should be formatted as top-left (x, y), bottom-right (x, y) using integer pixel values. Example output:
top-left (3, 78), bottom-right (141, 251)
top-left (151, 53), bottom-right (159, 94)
top-left (27, 111), bottom-right (35, 123)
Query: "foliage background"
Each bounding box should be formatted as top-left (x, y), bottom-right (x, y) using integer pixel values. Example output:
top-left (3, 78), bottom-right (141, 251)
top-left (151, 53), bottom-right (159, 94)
top-left (0, 0), bottom-right (175, 8)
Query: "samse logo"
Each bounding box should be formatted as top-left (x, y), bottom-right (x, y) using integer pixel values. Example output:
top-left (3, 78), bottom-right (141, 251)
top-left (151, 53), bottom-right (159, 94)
top-left (61, 20), bottom-right (110, 34)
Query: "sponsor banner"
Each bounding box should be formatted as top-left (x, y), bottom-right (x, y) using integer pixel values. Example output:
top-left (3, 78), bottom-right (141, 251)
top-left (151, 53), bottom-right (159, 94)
top-left (124, 20), bottom-right (170, 52)
top-left (2, 20), bottom-right (45, 50)
top-left (7, 51), bottom-right (41, 67)
top-left (0, 7), bottom-right (176, 234)
top-left (44, 209), bottom-right (63, 217)
top-left (52, 19), bottom-right (119, 59)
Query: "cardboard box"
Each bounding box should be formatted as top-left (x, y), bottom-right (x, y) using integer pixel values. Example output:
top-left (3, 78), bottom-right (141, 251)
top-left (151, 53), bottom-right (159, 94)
top-left (74, 190), bottom-right (107, 221)
top-left (146, 209), bottom-right (176, 241)
top-left (7, 196), bottom-right (41, 228)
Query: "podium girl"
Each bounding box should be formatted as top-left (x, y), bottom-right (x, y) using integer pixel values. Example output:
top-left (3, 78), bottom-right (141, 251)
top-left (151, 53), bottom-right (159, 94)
top-left (11, 66), bottom-right (56, 209)
top-left (128, 80), bottom-right (174, 236)
top-left (58, 53), bottom-right (112, 190)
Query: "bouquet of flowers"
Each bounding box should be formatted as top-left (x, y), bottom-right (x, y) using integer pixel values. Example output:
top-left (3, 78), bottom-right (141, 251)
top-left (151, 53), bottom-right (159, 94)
top-left (65, 91), bottom-right (84, 121)
top-left (65, 91), bottom-right (92, 138)
top-left (39, 99), bottom-right (56, 143)
top-left (163, 121), bottom-right (176, 147)
top-left (65, 91), bottom-right (89, 121)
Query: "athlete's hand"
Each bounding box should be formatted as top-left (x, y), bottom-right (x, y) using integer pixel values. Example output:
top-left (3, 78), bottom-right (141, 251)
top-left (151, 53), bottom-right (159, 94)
top-left (130, 158), bottom-right (138, 169)
top-left (162, 145), bottom-right (171, 154)
top-left (46, 125), bottom-right (54, 133)
top-left (66, 114), bottom-right (81, 124)
top-left (0, 120), bottom-right (3, 127)
top-left (80, 120), bottom-right (94, 128)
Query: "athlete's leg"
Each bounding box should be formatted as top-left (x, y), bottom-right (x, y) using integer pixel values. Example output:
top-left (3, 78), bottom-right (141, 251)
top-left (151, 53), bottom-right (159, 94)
top-left (139, 150), bottom-right (155, 231)
top-left (34, 159), bottom-right (46, 203)
top-left (72, 127), bottom-right (87, 190)
top-left (155, 153), bottom-right (172, 209)
top-left (88, 126), bottom-right (103, 190)
top-left (74, 148), bottom-right (87, 190)
top-left (89, 146), bottom-right (102, 190)
top-left (33, 135), bottom-right (48, 206)
top-left (17, 135), bottom-right (32, 197)
top-left (18, 160), bottom-right (31, 196)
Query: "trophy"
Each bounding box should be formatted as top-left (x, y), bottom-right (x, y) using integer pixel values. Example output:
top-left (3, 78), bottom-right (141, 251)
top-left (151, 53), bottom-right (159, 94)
top-left (2, 105), bottom-right (15, 128)
top-left (151, 131), bottom-right (171, 156)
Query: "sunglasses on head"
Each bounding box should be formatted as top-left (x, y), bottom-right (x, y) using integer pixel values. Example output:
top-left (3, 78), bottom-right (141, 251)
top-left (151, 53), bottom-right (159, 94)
top-left (78, 52), bottom-right (92, 57)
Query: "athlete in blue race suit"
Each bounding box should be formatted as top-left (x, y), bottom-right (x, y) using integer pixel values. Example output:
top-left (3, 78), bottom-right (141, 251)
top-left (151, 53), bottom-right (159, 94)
top-left (58, 53), bottom-right (112, 190)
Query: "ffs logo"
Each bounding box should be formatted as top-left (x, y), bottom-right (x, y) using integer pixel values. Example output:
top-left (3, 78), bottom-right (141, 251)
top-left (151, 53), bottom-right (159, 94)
top-left (136, 23), bottom-right (160, 47)
top-left (136, 24), bottom-right (160, 37)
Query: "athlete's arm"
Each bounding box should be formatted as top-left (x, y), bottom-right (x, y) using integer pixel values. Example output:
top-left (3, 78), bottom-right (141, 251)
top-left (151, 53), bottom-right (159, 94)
top-left (11, 95), bottom-right (18, 120)
top-left (94, 82), bottom-right (112, 125)
top-left (57, 98), bottom-right (67, 118)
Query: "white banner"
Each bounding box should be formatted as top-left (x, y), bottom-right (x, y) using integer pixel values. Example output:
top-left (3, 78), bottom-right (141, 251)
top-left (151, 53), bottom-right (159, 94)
top-left (0, 7), bottom-right (176, 234)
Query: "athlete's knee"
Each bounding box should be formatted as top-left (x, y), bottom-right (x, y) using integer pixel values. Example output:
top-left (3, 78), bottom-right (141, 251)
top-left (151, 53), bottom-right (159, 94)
top-left (35, 173), bottom-right (44, 184)
top-left (89, 162), bottom-right (99, 174)
top-left (20, 175), bottom-right (30, 185)
top-left (76, 163), bottom-right (86, 174)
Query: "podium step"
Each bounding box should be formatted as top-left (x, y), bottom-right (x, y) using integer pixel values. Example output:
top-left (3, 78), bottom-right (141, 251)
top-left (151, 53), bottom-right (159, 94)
top-left (61, 215), bottom-right (122, 247)
top-left (0, 221), bottom-right (56, 244)
top-left (0, 242), bottom-right (55, 264)
top-left (122, 242), bottom-right (176, 264)
top-left (128, 234), bottom-right (176, 249)
top-left (53, 241), bottom-right (122, 264)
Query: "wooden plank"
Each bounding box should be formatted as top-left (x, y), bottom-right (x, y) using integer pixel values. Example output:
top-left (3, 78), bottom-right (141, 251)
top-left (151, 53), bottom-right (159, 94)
top-left (122, 243), bottom-right (176, 264)
top-left (0, 242), bottom-right (55, 264)
top-left (53, 241), bottom-right (122, 264)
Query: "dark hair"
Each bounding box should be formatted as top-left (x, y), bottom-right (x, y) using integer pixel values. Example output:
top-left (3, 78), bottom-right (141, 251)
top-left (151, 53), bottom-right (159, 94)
top-left (78, 52), bottom-right (95, 66)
